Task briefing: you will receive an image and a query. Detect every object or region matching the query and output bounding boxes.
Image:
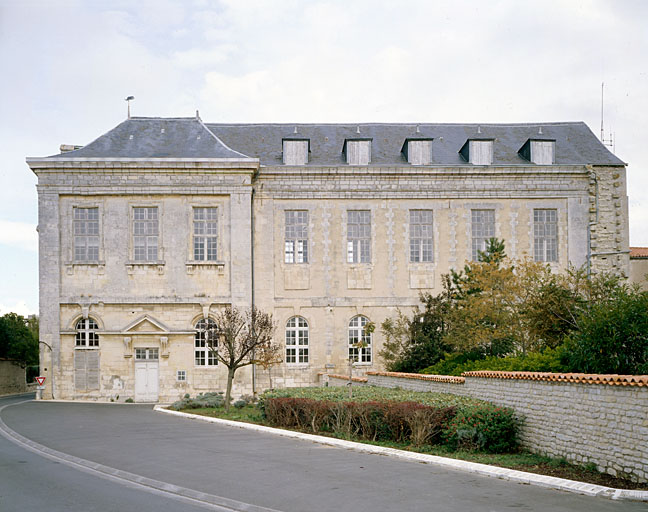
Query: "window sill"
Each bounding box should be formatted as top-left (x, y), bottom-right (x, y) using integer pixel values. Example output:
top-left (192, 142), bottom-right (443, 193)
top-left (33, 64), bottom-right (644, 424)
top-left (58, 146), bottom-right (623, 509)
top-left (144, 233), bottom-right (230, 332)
top-left (74, 346), bottom-right (99, 350)
top-left (186, 261), bottom-right (225, 275)
top-left (285, 363), bottom-right (310, 368)
top-left (65, 261), bottom-right (106, 275)
top-left (126, 261), bottom-right (166, 275)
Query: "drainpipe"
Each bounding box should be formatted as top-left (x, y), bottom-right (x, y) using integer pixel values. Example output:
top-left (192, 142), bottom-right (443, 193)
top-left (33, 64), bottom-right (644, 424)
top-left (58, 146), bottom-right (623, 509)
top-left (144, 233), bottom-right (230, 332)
top-left (251, 185), bottom-right (256, 396)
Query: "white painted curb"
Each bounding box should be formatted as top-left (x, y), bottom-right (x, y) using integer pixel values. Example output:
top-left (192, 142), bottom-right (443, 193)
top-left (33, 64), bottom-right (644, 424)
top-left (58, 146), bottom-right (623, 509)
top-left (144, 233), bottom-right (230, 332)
top-left (155, 405), bottom-right (648, 502)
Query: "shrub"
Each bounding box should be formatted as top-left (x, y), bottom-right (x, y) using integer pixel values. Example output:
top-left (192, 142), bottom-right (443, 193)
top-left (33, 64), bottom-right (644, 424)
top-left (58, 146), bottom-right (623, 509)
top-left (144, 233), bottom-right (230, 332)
top-left (168, 391), bottom-right (225, 411)
top-left (565, 289), bottom-right (648, 375)
top-left (263, 397), bottom-right (458, 446)
top-left (421, 347), bottom-right (569, 376)
top-left (125, 398), bottom-right (134, 403)
top-left (233, 400), bottom-right (247, 409)
top-left (443, 404), bottom-right (519, 453)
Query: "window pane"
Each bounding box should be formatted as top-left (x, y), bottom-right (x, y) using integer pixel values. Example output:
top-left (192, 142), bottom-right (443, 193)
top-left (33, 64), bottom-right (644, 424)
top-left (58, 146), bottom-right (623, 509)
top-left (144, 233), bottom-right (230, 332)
top-left (410, 210), bottom-right (433, 262)
top-left (285, 211), bottom-right (308, 264)
top-left (471, 209), bottom-right (495, 260)
top-left (193, 208), bottom-right (217, 261)
top-left (347, 210), bottom-right (370, 263)
top-left (534, 209), bottom-right (558, 262)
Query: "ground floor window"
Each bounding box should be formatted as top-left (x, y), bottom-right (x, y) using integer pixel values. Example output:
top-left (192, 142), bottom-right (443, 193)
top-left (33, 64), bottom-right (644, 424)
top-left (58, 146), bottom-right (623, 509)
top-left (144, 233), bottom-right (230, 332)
top-left (195, 318), bottom-right (218, 366)
top-left (348, 315), bottom-right (372, 363)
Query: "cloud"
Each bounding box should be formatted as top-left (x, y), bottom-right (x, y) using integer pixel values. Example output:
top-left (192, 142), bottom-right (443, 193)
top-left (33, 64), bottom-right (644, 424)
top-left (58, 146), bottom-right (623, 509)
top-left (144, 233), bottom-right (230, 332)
top-left (0, 220), bottom-right (37, 252)
top-left (0, 300), bottom-right (36, 317)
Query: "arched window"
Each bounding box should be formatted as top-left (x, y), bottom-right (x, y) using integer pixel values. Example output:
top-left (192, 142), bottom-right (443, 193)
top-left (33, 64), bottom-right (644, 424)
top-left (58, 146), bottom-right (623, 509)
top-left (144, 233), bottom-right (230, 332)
top-left (348, 315), bottom-right (371, 363)
top-left (285, 316), bottom-right (309, 364)
top-left (195, 318), bottom-right (218, 366)
top-left (75, 318), bottom-right (99, 347)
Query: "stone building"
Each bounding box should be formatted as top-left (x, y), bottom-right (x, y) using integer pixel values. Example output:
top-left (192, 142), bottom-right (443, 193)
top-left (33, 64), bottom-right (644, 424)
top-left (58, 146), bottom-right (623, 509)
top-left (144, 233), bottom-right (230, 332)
top-left (629, 247), bottom-right (648, 291)
top-left (27, 115), bottom-right (628, 402)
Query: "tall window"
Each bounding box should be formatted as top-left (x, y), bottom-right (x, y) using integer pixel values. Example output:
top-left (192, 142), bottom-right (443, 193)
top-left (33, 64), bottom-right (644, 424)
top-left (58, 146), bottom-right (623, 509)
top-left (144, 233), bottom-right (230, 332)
top-left (74, 207), bottom-right (99, 261)
top-left (347, 210), bottom-right (371, 263)
top-left (348, 315), bottom-right (372, 363)
top-left (75, 318), bottom-right (99, 347)
top-left (471, 209), bottom-right (495, 260)
top-left (193, 207), bottom-right (218, 261)
top-left (133, 207), bottom-right (158, 261)
top-left (195, 319), bottom-right (218, 366)
top-left (534, 209), bottom-right (558, 262)
top-left (410, 210), bottom-right (434, 262)
top-left (285, 211), bottom-right (308, 263)
top-left (285, 316), bottom-right (309, 364)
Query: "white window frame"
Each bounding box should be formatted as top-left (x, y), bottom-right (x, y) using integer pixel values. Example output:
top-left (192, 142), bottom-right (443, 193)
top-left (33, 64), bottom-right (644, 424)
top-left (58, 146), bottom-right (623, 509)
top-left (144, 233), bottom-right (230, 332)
top-left (73, 207), bottom-right (100, 262)
top-left (284, 210), bottom-right (309, 264)
top-left (348, 315), bottom-right (372, 364)
top-left (75, 318), bottom-right (99, 347)
top-left (285, 316), bottom-right (309, 364)
top-left (410, 210), bottom-right (434, 262)
top-left (195, 318), bottom-right (218, 367)
top-left (347, 210), bottom-right (371, 263)
top-left (135, 347), bottom-right (159, 360)
top-left (193, 207), bottom-right (218, 261)
top-left (177, 370), bottom-right (187, 382)
top-left (132, 206), bottom-right (159, 262)
top-left (471, 209), bottom-right (495, 261)
top-left (534, 209), bottom-right (558, 262)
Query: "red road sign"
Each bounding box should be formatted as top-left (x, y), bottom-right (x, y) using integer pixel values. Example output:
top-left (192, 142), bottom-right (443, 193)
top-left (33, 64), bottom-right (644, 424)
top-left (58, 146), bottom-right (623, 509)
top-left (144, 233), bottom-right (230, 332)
top-left (35, 376), bottom-right (45, 386)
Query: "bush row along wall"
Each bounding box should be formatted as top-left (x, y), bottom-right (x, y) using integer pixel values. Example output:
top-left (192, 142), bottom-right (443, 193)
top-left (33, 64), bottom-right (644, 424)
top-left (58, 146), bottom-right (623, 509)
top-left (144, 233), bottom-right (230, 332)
top-left (0, 359), bottom-right (26, 396)
top-left (327, 371), bottom-right (648, 483)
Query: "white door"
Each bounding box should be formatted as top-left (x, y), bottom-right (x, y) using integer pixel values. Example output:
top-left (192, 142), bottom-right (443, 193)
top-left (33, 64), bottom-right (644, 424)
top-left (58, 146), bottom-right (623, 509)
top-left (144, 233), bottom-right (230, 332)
top-left (134, 347), bottom-right (159, 402)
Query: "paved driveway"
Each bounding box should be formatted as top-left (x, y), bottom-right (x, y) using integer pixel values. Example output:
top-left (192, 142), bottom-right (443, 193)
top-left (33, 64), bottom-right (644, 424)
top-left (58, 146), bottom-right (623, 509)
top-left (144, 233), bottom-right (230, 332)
top-left (1, 397), bottom-right (645, 512)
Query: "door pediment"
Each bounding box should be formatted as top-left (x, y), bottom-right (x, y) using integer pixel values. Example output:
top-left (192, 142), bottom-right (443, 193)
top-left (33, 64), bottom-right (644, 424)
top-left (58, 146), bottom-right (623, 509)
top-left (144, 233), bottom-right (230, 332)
top-left (122, 315), bottom-right (170, 334)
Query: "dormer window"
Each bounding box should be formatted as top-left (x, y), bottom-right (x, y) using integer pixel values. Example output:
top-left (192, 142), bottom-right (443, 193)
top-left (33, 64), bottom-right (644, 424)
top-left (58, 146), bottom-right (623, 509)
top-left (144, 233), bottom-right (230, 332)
top-left (283, 138), bottom-right (310, 165)
top-left (518, 139), bottom-right (555, 165)
top-left (402, 138), bottom-right (433, 165)
top-left (459, 139), bottom-right (493, 165)
top-left (343, 138), bottom-right (372, 165)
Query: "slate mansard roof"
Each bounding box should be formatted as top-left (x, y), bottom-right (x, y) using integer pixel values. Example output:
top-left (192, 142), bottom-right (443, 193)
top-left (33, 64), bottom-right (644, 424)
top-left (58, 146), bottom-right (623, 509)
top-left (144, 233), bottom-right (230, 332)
top-left (37, 117), bottom-right (624, 167)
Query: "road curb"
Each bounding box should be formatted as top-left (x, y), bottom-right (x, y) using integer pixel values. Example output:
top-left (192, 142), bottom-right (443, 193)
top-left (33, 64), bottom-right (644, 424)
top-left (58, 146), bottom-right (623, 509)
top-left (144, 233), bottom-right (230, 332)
top-left (154, 405), bottom-right (648, 502)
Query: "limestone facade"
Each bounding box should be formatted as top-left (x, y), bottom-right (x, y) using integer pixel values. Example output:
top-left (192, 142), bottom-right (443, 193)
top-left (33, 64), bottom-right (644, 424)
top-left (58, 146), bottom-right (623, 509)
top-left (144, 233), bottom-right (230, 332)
top-left (27, 118), bottom-right (628, 402)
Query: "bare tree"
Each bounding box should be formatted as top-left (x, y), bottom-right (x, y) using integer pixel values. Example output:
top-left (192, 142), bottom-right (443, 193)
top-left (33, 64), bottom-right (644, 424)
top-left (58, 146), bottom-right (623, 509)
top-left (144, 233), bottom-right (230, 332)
top-left (254, 340), bottom-right (283, 389)
top-left (207, 306), bottom-right (277, 411)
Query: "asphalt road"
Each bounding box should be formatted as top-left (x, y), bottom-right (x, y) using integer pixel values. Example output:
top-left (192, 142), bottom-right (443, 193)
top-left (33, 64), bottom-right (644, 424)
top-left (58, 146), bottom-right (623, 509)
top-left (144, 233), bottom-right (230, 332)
top-left (0, 396), bottom-right (645, 512)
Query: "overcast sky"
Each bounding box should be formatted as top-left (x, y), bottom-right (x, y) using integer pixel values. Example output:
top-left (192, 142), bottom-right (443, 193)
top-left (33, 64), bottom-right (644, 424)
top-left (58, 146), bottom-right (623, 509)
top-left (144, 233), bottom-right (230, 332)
top-left (1, 0), bottom-right (647, 316)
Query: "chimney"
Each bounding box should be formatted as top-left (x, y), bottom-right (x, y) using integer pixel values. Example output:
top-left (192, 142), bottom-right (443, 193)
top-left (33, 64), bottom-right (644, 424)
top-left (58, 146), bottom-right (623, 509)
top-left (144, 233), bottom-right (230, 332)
top-left (60, 144), bottom-right (83, 153)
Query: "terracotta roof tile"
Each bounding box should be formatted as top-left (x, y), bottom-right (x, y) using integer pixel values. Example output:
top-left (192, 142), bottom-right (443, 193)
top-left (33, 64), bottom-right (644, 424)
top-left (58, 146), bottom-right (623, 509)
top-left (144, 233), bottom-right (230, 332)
top-left (327, 374), bottom-right (368, 383)
top-left (461, 371), bottom-right (648, 387)
top-left (630, 247), bottom-right (648, 258)
top-left (367, 371), bottom-right (465, 384)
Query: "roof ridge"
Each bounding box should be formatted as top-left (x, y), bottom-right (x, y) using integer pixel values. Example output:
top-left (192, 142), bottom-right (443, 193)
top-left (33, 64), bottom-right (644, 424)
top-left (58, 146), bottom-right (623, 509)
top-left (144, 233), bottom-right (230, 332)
top-left (197, 119), bottom-right (250, 159)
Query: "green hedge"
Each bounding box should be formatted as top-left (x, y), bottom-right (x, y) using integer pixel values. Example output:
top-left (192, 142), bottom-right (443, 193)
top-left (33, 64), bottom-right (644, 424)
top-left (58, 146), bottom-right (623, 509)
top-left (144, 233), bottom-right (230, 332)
top-left (443, 404), bottom-right (518, 453)
top-left (421, 347), bottom-right (569, 376)
top-left (261, 396), bottom-right (519, 452)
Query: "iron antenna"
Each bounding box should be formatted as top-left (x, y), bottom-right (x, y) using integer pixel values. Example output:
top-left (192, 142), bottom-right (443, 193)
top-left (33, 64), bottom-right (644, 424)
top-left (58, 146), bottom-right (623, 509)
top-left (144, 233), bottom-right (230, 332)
top-left (125, 96), bottom-right (135, 119)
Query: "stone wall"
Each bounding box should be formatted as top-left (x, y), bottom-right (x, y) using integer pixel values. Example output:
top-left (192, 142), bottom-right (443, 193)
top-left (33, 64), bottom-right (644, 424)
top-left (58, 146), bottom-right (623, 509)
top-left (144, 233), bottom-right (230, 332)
top-left (0, 360), bottom-right (26, 395)
top-left (364, 370), bottom-right (648, 483)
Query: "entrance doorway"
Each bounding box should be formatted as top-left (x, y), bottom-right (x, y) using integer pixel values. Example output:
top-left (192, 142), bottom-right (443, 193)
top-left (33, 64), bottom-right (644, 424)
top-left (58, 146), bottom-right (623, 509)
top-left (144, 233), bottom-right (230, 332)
top-left (134, 347), bottom-right (159, 402)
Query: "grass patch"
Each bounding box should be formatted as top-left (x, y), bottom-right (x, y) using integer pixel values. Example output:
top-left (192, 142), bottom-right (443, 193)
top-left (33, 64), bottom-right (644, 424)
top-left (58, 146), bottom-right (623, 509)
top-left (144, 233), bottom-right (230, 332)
top-left (262, 385), bottom-right (481, 407)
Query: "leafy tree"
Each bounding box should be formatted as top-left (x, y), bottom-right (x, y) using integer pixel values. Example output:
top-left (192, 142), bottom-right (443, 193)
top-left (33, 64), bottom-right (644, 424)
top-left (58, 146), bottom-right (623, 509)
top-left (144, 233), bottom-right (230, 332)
top-left (565, 286), bottom-right (648, 374)
top-left (0, 313), bottom-right (39, 367)
top-left (207, 306), bottom-right (277, 411)
top-left (380, 289), bottom-right (451, 372)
